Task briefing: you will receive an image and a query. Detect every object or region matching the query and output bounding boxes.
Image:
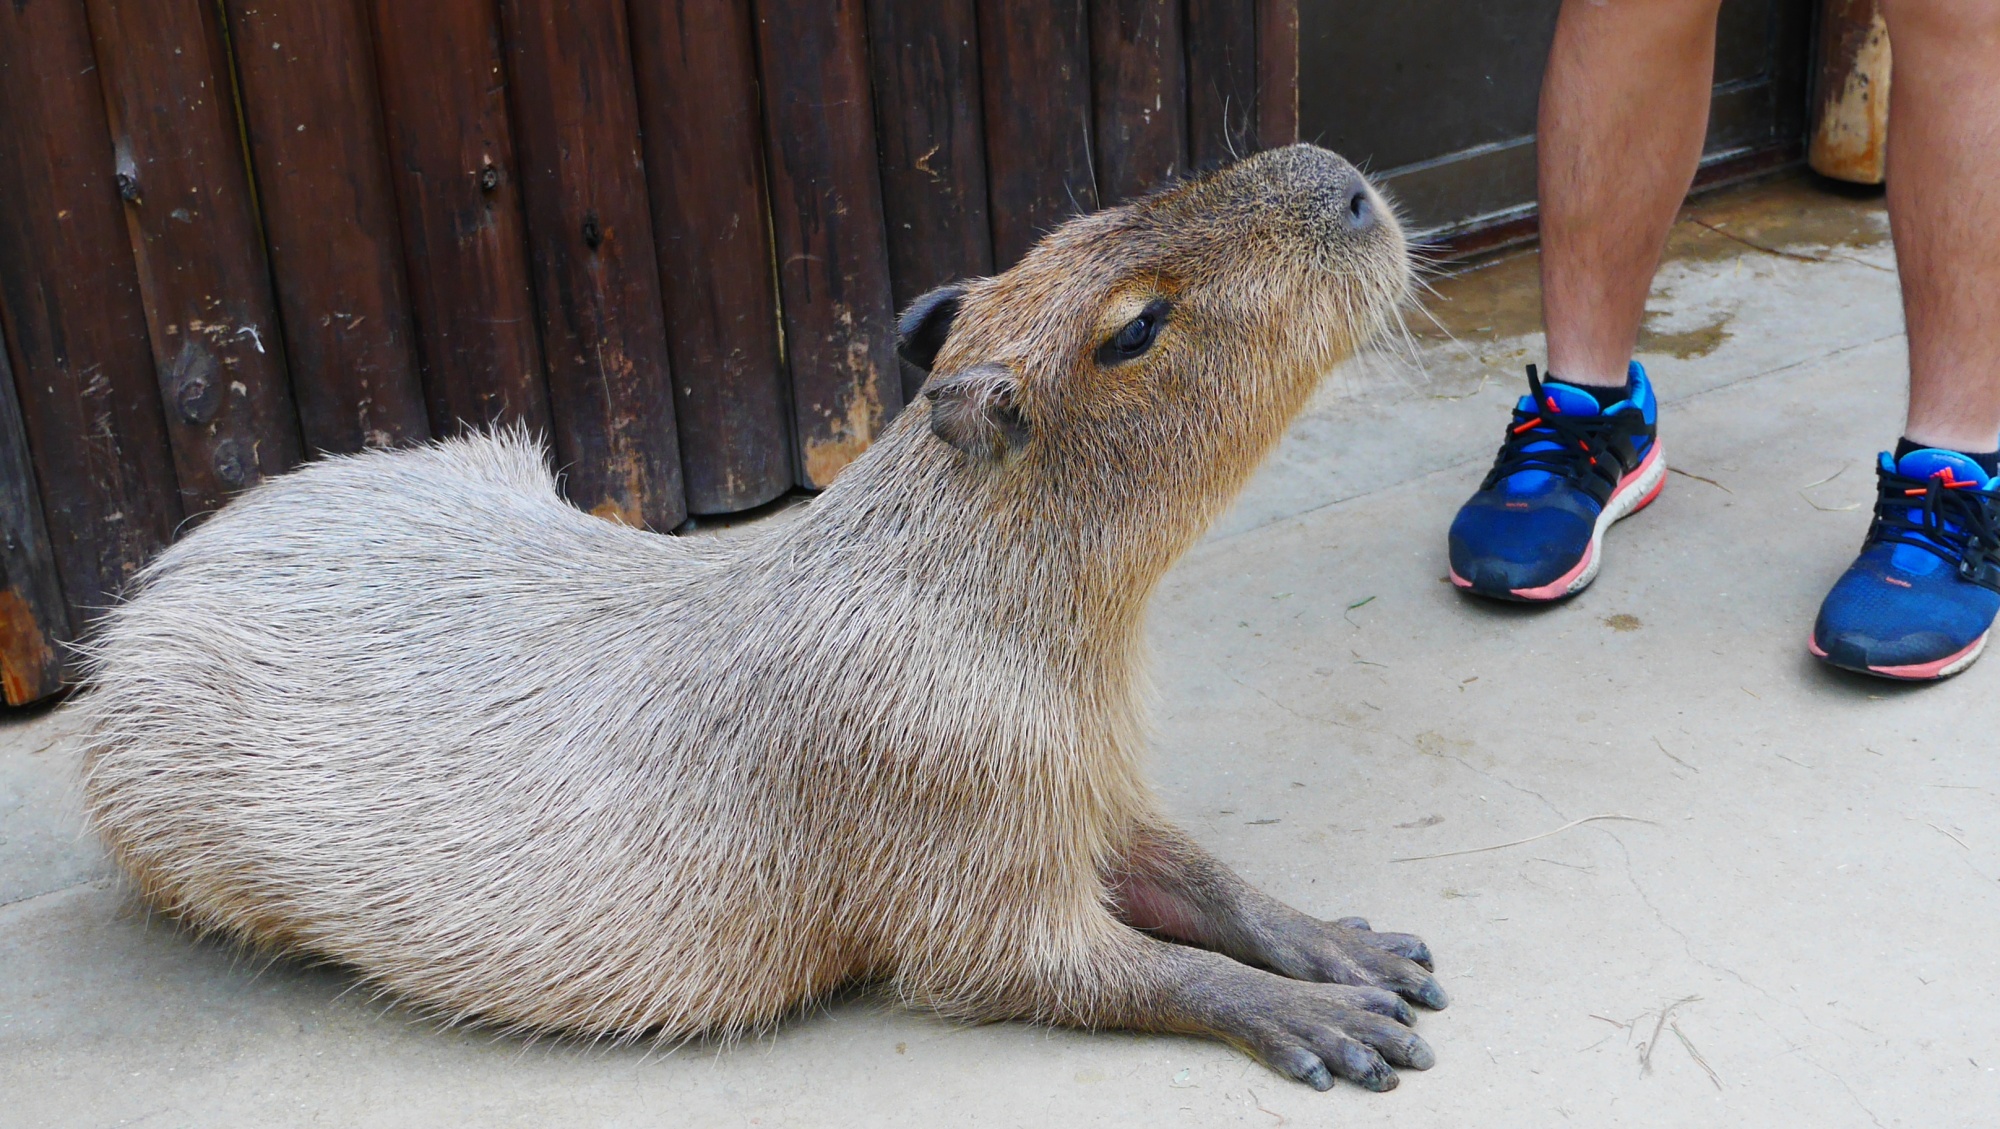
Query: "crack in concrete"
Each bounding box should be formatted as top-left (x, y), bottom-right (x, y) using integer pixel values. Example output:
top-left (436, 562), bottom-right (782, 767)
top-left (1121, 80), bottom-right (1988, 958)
top-left (1682, 216), bottom-right (1896, 274)
top-left (1601, 831), bottom-right (1890, 1128)
top-left (0, 876), bottom-right (103, 914)
top-left (1423, 748), bottom-right (1567, 822)
top-left (1796, 1052), bottom-right (1889, 1129)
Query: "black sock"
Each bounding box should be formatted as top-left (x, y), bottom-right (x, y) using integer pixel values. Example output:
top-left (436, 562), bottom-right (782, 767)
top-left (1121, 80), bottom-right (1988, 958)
top-left (1897, 436), bottom-right (2000, 477)
top-left (1545, 372), bottom-right (1631, 410)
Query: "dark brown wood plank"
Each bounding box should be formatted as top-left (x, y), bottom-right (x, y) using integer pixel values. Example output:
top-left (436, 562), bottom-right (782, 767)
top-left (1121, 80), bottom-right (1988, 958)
top-left (1090, 0), bottom-right (1189, 203)
top-left (0, 325), bottom-right (71, 704)
top-left (87, 0), bottom-right (302, 518)
top-left (369, 0), bottom-right (552, 438)
top-left (1185, 0), bottom-right (1259, 169)
top-left (1255, 0), bottom-right (1300, 149)
top-left (865, 0), bottom-right (996, 399)
top-left (498, 0), bottom-right (685, 529)
top-left (628, 0), bottom-right (792, 516)
top-left (977, 0), bottom-right (1098, 268)
top-left (0, 0), bottom-right (182, 630)
top-left (223, 0), bottom-right (429, 455)
top-left (753, 0), bottom-right (903, 489)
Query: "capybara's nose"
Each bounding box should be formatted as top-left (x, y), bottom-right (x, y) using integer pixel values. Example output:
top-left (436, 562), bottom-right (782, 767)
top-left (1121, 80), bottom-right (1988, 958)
top-left (1345, 179), bottom-right (1376, 231)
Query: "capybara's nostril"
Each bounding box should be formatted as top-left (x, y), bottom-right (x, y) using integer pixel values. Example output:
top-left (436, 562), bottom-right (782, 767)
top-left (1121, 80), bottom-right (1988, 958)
top-left (1346, 182), bottom-right (1375, 230)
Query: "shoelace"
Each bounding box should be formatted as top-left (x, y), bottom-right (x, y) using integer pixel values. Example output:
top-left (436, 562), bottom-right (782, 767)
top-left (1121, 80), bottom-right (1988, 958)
top-left (1481, 365), bottom-right (1633, 492)
top-left (1871, 463), bottom-right (2000, 588)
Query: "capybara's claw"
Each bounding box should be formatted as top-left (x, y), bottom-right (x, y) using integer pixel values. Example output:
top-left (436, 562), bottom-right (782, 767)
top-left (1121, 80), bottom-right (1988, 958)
top-left (1364, 930), bottom-right (1435, 970)
top-left (1249, 916), bottom-right (1450, 1010)
top-left (1241, 987), bottom-right (1436, 1092)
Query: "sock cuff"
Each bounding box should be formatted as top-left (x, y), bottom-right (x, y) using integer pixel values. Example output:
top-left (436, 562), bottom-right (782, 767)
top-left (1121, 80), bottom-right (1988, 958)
top-left (1545, 373), bottom-right (1632, 409)
top-left (1897, 436), bottom-right (2000, 477)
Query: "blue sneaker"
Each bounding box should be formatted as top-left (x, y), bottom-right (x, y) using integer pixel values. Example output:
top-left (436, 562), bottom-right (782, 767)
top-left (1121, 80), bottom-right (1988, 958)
top-left (1811, 447), bottom-right (2000, 680)
top-left (1449, 363), bottom-right (1666, 601)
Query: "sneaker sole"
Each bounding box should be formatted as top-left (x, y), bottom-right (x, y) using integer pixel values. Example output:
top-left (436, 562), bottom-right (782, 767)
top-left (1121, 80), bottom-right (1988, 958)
top-left (1450, 440), bottom-right (1667, 602)
top-left (1809, 629), bottom-right (1989, 681)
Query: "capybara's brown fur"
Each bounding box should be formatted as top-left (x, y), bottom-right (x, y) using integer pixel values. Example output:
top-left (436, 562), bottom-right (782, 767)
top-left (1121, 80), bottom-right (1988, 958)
top-left (76, 144), bottom-right (1446, 1091)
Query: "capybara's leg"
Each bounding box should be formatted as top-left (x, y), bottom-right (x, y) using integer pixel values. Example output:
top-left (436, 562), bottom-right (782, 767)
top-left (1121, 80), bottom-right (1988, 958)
top-left (1013, 929), bottom-right (1436, 1091)
top-left (1108, 820), bottom-right (1450, 1010)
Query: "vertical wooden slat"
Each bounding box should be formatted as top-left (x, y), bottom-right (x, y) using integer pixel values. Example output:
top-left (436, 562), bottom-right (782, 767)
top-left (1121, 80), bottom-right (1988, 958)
top-left (0, 326), bottom-right (72, 704)
top-left (0, 0), bottom-right (182, 631)
top-left (1090, 0), bottom-right (1189, 203)
top-left (1808, 0), bottom-right (1891, 185)
top-left (753, 0), bottom-right (903, 489)
top-left (865, 0), bottom-right (996, 399)
top-left (1254, 0), bottom-right (1300, 149)
top-left (87, 0), bottom-right (302, 518)
top-left (977, 0), bottom-right (1098, 268)
top-left (498, 0), bottom-right (685, 529)
top-left (223, 0), bottom-right (429, 455)
top-left (1184, 0), bottom-right (1259, 169)
top-left (627, 0), bottom-right (791, 516)
top-left (369, 0), bottom-right (552, 438)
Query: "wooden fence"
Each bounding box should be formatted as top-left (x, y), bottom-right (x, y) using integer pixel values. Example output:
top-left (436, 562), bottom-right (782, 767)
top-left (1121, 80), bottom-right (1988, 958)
top-left (0, 0), bottom-right (1299, 705)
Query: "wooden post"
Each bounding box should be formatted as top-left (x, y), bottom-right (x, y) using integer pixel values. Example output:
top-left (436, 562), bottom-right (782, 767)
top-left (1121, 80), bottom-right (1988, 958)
top-left (1090, 0), bottom-right (1189, 203)
top-left (499, 0), bottom-right (686, 530)
top-left (1184, 0), bottom-right (1260, 169)
top-left (87, 0), bottom-right (303, 518)
top-left (753, 0), bottom-right (904, 489)
top-left (369, 0), bottom-right (553, 438)
top-left (1809, 0), bottom-right (1891, 186)
top-left (977, 0), bottom-right (1099, 268)
top-left (222, 0), bottom-right (430, 455)
top-left (865, 0), bottom-right (996, 301)
top-left (627, 0), bottom-right (793, 515)
top-left (0, 326), bottom-right (71, 703)
top-left (865, 0), bottom-right (996, 401)
top-left (0, 0), bottom-right (183, 630)
top-left (1254, 0), bottom-right (1299, 150)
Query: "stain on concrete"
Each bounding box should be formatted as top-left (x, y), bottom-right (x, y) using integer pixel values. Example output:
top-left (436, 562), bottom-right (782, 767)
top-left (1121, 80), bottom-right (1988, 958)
top-left (1680, 174), bottom-right (1889, 260)
top-left (1414, 173), bottom-right (1890, 346)
top-left (1412, 249), bottom-right (1542, 343)
top-left (1603, 614), bottom-right (1642, 632)
top-left (1638, 313), bottom-right (1733, 361)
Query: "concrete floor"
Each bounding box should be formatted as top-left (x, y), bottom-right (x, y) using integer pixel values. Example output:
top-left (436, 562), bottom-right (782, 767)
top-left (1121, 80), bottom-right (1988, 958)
top-left (5, 176), bottom-right (1996, 1127)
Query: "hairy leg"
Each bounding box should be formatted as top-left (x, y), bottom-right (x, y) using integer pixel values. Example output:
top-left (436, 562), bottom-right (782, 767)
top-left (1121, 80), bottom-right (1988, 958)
top-left (1539, 0), bottom-right (1725, 386)
top-left (1878, 0), bottom-right (2000, 452)
top-left (1107, 820), bottom-right (1448, 1009)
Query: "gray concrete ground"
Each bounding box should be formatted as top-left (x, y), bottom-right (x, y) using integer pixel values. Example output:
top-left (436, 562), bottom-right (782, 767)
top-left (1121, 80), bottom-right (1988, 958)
top-left (5, 176), bottom-right (1996, 1127)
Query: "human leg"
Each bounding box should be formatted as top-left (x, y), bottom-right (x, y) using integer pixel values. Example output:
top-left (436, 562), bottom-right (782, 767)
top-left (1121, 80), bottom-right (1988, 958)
top-left (1538, 0), bottom-right (1726, 387)
top-left (1811, 0), bottom-right (2000, 679)
top-left (1446, 0), bottom-right (1719, 602)
top-left (1879, 0), bottom-right (2000, 453)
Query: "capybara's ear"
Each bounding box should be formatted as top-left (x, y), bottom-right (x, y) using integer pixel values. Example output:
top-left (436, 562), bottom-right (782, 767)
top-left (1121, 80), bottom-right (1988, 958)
top-left (925, 363), bottom-right (1026, 460)
top-left (896, 283), bottom-right (966, 373)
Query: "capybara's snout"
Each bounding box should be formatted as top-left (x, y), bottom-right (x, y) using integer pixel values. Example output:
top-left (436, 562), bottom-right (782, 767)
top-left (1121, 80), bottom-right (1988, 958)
top-left (1237, 143), bottom-right (1403, 262)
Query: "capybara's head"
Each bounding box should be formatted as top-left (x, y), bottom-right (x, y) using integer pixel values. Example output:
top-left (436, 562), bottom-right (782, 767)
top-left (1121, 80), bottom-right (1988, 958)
top-left (896, 144), bottom-right (1407, 544)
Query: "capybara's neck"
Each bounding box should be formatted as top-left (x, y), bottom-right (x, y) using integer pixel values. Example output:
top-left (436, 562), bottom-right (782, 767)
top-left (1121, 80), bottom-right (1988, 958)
top-left (772, 412), bottom-right (1199, 674)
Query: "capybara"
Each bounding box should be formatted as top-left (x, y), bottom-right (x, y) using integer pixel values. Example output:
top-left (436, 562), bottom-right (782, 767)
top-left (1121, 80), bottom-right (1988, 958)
top-left (77, 144), bottom-right (1445, 1091)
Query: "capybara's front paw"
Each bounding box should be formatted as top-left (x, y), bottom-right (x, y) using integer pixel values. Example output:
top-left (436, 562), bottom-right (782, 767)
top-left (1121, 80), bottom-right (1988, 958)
top-left (1259, 914), bottom-right (1449, 1011)
top-left (1229, 978), bottom-right (1436, 1092)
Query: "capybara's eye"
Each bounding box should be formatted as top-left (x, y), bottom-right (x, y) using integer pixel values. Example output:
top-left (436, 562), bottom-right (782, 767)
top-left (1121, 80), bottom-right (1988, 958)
top-left (1097, 299), bottom-right (1173, 366)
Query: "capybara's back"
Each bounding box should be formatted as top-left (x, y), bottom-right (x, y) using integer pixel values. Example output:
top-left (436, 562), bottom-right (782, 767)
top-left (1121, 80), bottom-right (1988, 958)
top-left (78, 431), bottom-right (863, 1037)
